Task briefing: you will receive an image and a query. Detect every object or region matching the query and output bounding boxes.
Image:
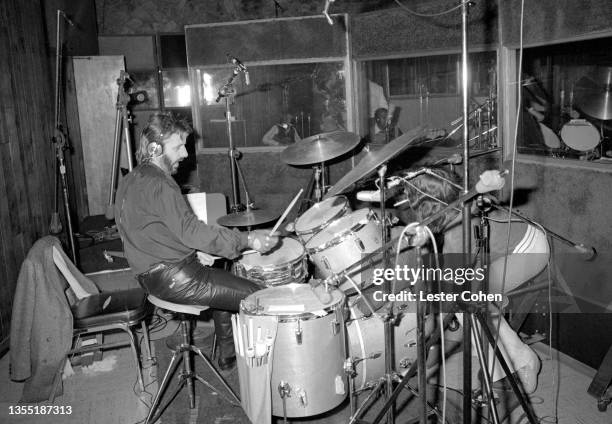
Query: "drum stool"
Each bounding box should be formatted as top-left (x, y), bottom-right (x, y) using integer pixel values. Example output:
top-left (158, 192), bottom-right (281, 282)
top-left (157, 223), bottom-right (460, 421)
top-left (145, 295), bottom-right (240, 424)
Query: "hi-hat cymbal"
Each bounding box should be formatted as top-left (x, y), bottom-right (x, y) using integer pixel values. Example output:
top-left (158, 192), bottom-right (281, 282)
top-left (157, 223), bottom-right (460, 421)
top-left (217, 209), bottom-right (278, 227)
top-left (281, 131), bottom-right (361, 165)
top-left (324, 126), bottom-right (427, 199)
top-left (574, 70), bottom-right (612, 120)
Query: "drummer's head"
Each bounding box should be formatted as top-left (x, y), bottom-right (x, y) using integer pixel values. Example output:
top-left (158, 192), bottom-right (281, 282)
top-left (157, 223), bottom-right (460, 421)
top-left (137, 112), bottom-right (192, 174)
top-left (394, 167), bottom-right (461, 233)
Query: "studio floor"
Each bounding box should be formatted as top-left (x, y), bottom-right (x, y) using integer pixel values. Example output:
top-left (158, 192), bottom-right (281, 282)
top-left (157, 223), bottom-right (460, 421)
top-left (1, 312), bottom-right (611, 424)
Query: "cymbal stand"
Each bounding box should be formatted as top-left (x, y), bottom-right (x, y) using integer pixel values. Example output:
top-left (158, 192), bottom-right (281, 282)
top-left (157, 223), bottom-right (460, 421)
top-left (347, 164), bottom-right (397, 424)
top-left (216, 65), bottom-right (249, 213)
top-left (105, 71), bottom-right (135, 220)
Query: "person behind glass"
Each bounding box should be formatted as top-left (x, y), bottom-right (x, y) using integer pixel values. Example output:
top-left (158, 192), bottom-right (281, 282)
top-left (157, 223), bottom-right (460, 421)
top-left (261, 113), bottom-right (301, 146)
top-left (371, 107), bottom-right (402, 144)
top-left (114, 112), bottom-right (280, 371)
top-left (393, 167), bottom-right (548, 393)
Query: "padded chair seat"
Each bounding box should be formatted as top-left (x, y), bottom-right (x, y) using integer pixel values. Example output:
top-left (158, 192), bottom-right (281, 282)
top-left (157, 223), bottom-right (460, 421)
top-left (72, 288), bottom-right (152, 329)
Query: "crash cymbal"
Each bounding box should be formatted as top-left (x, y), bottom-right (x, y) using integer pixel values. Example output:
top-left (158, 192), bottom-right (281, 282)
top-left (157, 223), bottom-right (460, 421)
top-left (281, 131), bottom-right (361, 165)
top-left (574, 70), bottom-right (612, 120)
top-left (324, 126), bottom-right (427, 199)
top-left (217, 208), bottom-right (278, 227)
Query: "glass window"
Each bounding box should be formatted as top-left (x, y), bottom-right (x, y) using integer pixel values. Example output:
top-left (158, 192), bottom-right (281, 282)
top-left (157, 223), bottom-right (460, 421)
top-left (128, 70), bottom-right (160, 110)
top-left (363, 51), bottom-right (497, 149)
top-left (191, 62), bottom-right (347, 149)
top-left (517, 37), bottom-right (612, 163)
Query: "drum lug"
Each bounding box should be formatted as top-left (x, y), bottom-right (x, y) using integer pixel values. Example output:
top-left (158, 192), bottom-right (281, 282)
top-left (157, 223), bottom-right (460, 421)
top-left (296, 388), bottom-right (308, 407)
top-left (354, 236), bottom-right (365, 251)
top-left (331, 319), bottom-right (341, 335)
top-left (295, 320), bottom-right (303, 345)
top-left (322, 256), bottom-right (332, 271)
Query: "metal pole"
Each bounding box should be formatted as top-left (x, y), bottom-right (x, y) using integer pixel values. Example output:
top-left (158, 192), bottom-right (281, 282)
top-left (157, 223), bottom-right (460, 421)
top-left (460, 1), bottom-right (473, 422)
top-left (225, 97), bottom-right (241, 211)
top-left (378, 164), bottom-right (395, 424)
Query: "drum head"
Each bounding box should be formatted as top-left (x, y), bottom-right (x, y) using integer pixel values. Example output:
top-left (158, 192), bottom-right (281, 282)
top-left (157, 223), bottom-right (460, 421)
top-left (239, 237), bottom-right (304, 269)
top-left (295, 196), bottom-right (348, 233)
top-left (306, 208), bottom-right (373, 250)
top-left (561, 119), bottom-right (601, 151)
top-left (242, 283), bottom-right (343, 316)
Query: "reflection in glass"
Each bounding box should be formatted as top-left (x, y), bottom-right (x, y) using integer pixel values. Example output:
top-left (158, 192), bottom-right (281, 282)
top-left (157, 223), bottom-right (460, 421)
top-left (518, 37), bottom-right (612, 163)
top-left (128, 70), bottom-right (159, 110)
top-left (191, 62), bottom-right (347, 148)
top-left (162, 69), bottom-right (191, 108)
top-left (363, 51), bottom-right (497, 149)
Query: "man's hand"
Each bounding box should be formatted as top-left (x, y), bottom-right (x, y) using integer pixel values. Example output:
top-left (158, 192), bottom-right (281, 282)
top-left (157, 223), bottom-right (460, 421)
top-left (247, 230), bottom-right (281, 254)
top-left (196, 251), bottom-right (216, 266)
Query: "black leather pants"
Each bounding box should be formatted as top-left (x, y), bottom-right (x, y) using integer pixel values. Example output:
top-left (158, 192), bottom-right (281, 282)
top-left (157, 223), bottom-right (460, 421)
top-left (137, 253), bottom-right (260, 358)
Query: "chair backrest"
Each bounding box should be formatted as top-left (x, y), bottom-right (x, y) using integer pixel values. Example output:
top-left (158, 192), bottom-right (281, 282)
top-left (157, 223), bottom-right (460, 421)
top-left (185, 192), bottom-right (227, 226)
top-left (52, 246), bottom-right (98, 300)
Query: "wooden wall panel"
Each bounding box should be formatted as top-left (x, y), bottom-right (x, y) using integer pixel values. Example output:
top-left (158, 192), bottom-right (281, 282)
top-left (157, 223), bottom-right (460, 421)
top-left (0, 0), bottom-right (55, 350)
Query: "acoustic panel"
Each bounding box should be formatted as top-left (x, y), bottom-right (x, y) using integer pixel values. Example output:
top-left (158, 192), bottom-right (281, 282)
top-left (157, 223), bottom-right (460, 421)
top-left (186, 15), bottom-right (347, 67)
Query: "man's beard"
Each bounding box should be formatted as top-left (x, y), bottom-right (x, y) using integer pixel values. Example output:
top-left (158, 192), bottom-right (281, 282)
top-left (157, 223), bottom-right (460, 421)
top-left (161, 155), bottom-right (180, 175)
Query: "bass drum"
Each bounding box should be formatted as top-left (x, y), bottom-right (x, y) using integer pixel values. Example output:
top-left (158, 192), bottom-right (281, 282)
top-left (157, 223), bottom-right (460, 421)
top-left (560, 119), bottom-right (601, 151)
top-left (346, 304), bottom-right (421, 390)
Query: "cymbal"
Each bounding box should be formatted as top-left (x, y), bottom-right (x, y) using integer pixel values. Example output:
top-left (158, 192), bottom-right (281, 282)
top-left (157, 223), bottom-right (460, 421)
top-left (217, 208), bottom-right (278, 227)
top-left (574, 70), bottom-right (612, 120)
top-left (324, 126), bottom-right (427, 199)
top-left (281, 131), bottom-right (361, 165)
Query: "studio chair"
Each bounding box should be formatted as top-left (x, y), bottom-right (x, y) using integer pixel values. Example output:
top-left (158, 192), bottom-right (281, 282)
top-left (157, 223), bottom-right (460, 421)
top-left (145, 295), bottom-right (239, 424)
top-left (51, 245), bottom-right (153, 398)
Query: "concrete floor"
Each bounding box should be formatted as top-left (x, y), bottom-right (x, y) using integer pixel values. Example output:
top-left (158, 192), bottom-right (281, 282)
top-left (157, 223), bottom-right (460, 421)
top-left (2, 315), bottom-right (612, 424)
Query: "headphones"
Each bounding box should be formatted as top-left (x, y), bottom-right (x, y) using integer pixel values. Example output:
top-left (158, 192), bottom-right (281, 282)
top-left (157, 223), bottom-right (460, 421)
top-left (146, 141), bottom-right (162, 158)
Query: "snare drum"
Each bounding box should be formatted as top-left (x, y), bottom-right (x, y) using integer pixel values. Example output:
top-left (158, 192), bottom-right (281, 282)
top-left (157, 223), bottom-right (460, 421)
top-left (240, 284), bottom-right (346, 417)
top-left (560, 119), bottom-right (601, 151)
top-left (234, 238), bottom-right (307, 287)
top-left (294, 196), bottom-right (350, 243)
top-left (306, 209), bottom-right (381, 291)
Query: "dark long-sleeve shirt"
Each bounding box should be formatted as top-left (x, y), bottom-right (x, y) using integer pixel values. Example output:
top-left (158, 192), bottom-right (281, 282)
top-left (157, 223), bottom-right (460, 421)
top-left (115, 162), bottom-right (248, 275)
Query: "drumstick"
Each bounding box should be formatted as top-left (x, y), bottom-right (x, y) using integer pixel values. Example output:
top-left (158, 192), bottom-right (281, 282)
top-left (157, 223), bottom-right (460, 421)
top-left (269, 189), bottom-right (304, 236)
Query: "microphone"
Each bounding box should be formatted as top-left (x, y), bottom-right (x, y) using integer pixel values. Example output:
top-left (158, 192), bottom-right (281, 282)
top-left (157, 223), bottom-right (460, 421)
top-left (227, 54), bottom-right (249, 85)
top-left (59, 10), bottom-right (75, 27)
top-left (574, 244), bottom-right (597, 261)
top-left (322, 0), bottom-right (335, 25)
top-left (356, 178), bottom-right (403, 202)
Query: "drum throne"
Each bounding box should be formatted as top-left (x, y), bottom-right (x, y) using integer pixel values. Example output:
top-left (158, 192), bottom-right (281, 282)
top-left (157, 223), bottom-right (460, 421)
top-left (144, 295), bottom-right (239, 424)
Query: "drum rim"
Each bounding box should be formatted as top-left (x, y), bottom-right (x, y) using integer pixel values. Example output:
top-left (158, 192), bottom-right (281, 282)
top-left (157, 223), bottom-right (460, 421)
top-left (240, 285), bottom-right (345, 320)
top-left (306, 209), bottom-right (378, 254)
top-left (294, 195), bottom-right (350, 234)
top-left (238, 238), bottom-right (305, 268)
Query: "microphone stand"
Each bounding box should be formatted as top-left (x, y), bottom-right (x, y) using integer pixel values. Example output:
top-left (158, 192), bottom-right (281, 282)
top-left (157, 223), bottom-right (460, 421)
top-left (50, 9), bottom-right (77, 263)
top-left (216, 65), bottom-right (249, 213)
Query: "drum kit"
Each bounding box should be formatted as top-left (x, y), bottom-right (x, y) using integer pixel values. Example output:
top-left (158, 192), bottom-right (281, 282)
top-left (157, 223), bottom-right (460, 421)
top-left (218, 127), bottom-right (444, 422)
top-left (541, 68), bottom-right (612, 159)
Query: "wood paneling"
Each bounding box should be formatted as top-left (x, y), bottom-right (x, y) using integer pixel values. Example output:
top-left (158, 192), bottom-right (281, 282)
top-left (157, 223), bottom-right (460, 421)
top-left (0, 0), bottom-right (55, 348)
